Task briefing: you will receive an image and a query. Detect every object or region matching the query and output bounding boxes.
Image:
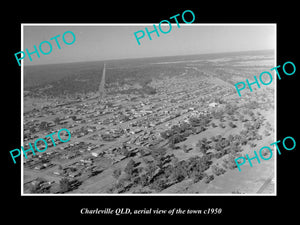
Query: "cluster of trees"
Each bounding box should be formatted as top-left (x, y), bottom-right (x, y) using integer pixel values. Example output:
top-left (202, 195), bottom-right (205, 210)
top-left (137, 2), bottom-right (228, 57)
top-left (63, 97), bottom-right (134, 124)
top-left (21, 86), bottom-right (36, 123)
top-left (244, 100), bottom-right (259, 110)
top-left (29, 63), bottom-right (163, 98)
top-left (39, 121), bottom-right (50, 131)
top-left (211, 110), bottom-right (224, 120)
top-left (213, 136), bottom-right (230, 152)
top-left (59, 178), bottom-right (81, 193)
top-left (111, 148), bottom-right (214, 193)
top-left (118, 144), bottom-right (134, 158)
top-left (141, 85), bottom-right (157, 95)
top-left (241, 120), bottom-right (263, 141)
top-left (169, 156), bottom-right (212, 184)
top-left (59, 178), bottom-right (72, 193)
top-left (161, 122), bottom-right (191, 139)
top-left (211, 164), bottom-right (226, 176)
top-left (110, 105), bottom-right (268, 193)
top-left (196, 138), bottom-right (210, 155)
top-left (53, 117), bottom-right (61, 125)
top-left (101, 133), bottom-right (115, 141)
top-left (189, 116), bottom-right (210, 127)
top-left (211, 103), bottom-right (263, 132)
top-left (116, 85), bottom-right (157, 96)
top-left (265, 121), bottom-right (273, 132)
top-left (28, 177), bottom-right (81, 194)
top-left (194, 134), bottom-right (244, 162)
top-left (198, 123), bottom-right (266, 171)
top-left (225, 104), bottom-right (238, 115)
top-left (160, 115), bottom-right (211, 149)
top-left (160, 123), bottom-right (191, 149)
top-left (112, 168), bottom-right (122, 179)
top-left (39, 72), bottom-right (101, 97)
top-left (219, 123), bottom-right (226, 128)
top-left (28, 178), bottom-right (51, 193)
top-left (203, 174), bottom-right (214, 184)
top-left (210, 104), bottom-right (240, 129)
top-left (222, 153), bottom-right (240, 169)
top-left (264, 129), bottom-right (271, 137)
top-left (228, 121), bottom-right (237, 128)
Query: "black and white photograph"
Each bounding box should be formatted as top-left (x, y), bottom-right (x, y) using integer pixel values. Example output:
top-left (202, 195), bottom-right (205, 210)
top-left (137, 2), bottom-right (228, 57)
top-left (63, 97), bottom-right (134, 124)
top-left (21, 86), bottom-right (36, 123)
top-left (4, 5), bottom-right (298, 221)
top-left (21, 24), bottom-right (276, 195)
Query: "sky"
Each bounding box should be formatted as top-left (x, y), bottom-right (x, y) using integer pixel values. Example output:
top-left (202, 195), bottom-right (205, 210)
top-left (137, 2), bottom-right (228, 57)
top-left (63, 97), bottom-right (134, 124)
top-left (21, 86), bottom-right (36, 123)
top-left (22, 24), bottom-right (276, 65)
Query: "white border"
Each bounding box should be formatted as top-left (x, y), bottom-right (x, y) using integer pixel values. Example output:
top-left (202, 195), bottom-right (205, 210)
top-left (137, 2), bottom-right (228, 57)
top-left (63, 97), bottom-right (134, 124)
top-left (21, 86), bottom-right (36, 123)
top-left (21, 23), bottom-right (277, 196)
top-left (21, 23), bottom-right (24, 195)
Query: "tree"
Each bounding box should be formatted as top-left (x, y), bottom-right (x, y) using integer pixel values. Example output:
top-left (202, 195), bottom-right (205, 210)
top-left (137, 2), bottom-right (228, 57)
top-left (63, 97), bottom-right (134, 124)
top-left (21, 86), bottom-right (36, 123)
top-left (228, 121), bottom-right (236, 128)
top-left (196, 138), bottom-right (209, 155)
top-left (168, 139), bottom-right (176, 149)
top-left (150, 177), bottom-right (167, 192)
top-left (151, 148), bottom-right (167, 168)
top-left (257, 134), bottom-right (263, 140)
top-left (113, 168), bottom-right (122, 179)
top-left (240, 137), bottom-right (248, 145)
top-left (189, 117), bottom-right (201, 127)
top-left (54, 117), bottom-right (60, 125)
top-left (203, 174), bottom-right (214, 184)
top-left (202, 137), bottom-right (208, 143)
top-left (196, 140), bottom-right (201, 149)
top-left (139, 174), bottom-right (148, 187)
top-left (223, 154), bottom-right (238, 169)
top-left (191, 171), bottom-right (205, 183)
top-left (124, 159), bottom-right (136, 176)
top-left (145, 161), bottom-right (158, 181)
top-left (29, 126), bottom-right (36, 133)
top-left (59, 178), bottom-right (72, 193)
top-left (244, 122), bottom-right (252, 130)
top-left (39, 121), bottom-right (49, 131)
top-left (169, 133), bottom-right (184, 146)
top-left (212, 165), bottom-right (226, 176)
top-left (219, 123), bottom-right (226, 128)
top-left (171, 160), bottom-right (188, 182)
top-left (29, 182), bottom-right (40, 193)
top-left (70, 115), bottom-right (77, 121)
top-left (264, 130), bottom-right (271, 136)
top-left (171, 157), bottom-right (179, 165)
top-left (160, 131), bottom-right (169, 139)
top-left (171, 124), bottom-right (181, 134)
top-left (120, 146), bottom-right (131, 157)
top-left (249, 142), bottom-right (257, 148)
top-left (182, 144), bottom-right (188, 153)
top-left (164, 164), bottom-right (174, 177)
top-left (199, 155), bottom-right (212, 171)
top-left (253, 121), bottom-right (261, 130)
top-left (240, 129), bottom-right (248, 137)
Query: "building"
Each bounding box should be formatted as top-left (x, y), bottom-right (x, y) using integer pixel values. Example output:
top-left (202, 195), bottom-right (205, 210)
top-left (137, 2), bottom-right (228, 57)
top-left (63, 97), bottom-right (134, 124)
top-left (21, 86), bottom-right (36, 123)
top-left (209, 102), bottom-right (218, 108)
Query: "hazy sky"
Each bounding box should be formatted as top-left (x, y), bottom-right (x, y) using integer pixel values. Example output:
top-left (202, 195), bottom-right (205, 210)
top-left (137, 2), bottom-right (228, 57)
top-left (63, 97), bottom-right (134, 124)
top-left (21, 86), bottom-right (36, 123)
top-left (22, 24), bottom-right (276, 65)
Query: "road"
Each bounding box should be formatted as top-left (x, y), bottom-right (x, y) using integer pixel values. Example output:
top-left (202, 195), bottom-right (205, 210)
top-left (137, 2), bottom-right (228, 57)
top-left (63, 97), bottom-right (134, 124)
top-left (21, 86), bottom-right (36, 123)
top-left (256, 174), bottom-right (274, 194)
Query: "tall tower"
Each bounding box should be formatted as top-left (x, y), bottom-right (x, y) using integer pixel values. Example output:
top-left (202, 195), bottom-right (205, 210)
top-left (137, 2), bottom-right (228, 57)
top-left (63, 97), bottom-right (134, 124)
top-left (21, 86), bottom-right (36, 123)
top-left (98, 63), bottom-right (106, 103)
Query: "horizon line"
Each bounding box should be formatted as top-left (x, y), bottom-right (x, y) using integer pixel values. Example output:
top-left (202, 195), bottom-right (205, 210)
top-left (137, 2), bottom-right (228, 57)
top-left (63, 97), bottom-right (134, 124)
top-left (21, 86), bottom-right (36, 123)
top-left (24, 48), bottom-right (275, 67)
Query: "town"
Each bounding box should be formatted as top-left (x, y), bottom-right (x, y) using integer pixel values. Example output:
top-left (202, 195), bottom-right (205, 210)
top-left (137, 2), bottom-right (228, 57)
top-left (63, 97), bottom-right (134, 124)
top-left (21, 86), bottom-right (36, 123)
top-left (23, 50), bottom-right (275, 194)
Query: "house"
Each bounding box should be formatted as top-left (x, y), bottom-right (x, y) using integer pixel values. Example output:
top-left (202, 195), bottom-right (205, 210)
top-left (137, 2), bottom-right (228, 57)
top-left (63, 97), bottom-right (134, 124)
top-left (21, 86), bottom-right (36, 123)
top-left (58, 119), bottom-right (69, 125)
top-left (53, 171), bottom-right (61, 176)
top-left (209, 102), bottom-right (218, 108)
top-left (91, 152), bottom-right (99, 157)
top-left (47, 121), bottom-right (56, 127)
top-left (69, 171), bottom-right (81, 178)
top-left (34, 165), bottom-right (45, 170)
